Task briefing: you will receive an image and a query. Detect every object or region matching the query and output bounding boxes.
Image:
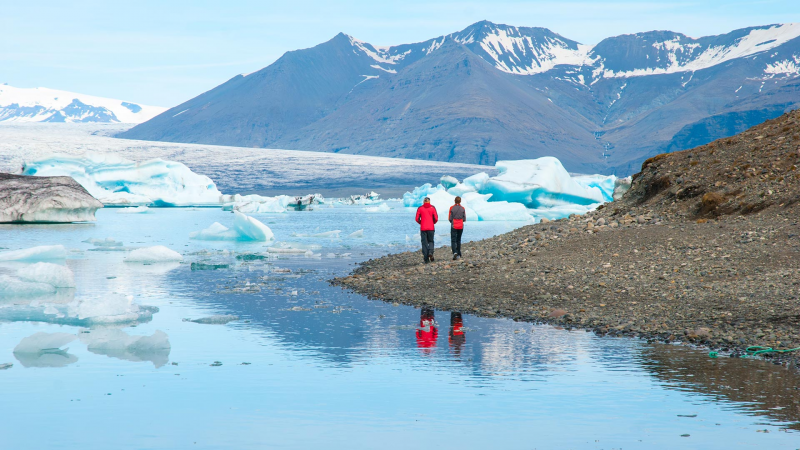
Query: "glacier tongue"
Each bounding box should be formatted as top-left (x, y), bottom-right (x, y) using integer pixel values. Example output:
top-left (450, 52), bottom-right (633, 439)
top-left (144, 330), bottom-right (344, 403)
top-left (22, 152), bottom-right (225, 206)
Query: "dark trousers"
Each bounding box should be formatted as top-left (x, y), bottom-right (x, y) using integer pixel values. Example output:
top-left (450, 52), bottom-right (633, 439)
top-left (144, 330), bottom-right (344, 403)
top-left (420, 230), bottom-right (435, 259)
top-left (451, 228), bottom-right (463, 255)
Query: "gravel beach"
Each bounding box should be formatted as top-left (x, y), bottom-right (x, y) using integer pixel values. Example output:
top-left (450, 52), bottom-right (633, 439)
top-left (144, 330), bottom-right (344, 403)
top-left (333, 110), bottom-right (800, 368)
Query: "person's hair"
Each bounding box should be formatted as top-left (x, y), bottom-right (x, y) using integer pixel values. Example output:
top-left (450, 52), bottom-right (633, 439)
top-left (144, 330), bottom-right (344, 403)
top-left (423, 197), bottom-right (430, 203)
top-left (454, 196), bottom-right (461, 204)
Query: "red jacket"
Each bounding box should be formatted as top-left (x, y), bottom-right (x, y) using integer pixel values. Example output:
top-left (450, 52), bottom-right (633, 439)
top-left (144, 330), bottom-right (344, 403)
top-left (415, 203), bottom-right (438, 231)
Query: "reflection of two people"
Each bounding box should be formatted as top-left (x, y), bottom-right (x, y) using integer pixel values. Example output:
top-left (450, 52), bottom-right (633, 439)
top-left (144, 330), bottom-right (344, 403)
top-left (415, 308), bottom-right (465, 355)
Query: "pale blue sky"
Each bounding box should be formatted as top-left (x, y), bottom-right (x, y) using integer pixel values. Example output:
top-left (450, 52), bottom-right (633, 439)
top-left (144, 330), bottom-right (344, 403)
top-left (3, 0), bottom-right (799, 107)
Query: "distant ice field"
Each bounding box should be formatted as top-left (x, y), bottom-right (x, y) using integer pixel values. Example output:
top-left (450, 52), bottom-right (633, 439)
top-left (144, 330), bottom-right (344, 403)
top-left (0, 123), bottom-right (496, 197)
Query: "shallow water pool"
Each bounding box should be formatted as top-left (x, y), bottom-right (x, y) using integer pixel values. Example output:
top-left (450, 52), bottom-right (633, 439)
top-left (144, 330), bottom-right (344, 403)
top-left (1, 206), bottom-right (798, 449)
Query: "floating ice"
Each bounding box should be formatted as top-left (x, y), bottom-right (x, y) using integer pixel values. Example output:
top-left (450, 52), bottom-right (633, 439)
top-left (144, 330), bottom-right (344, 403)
top-left (0, 363), bottom-right (11, 370)
top-left (80, 329), bottom-right (171, 368)
top-left (13, 332), bottom-right (76, 353)
top-left (348, 229), bottom-right (364, 238)
top-left (68, 294), bottom-right (158, 324)
top-left (0, 173), bottom-right (103, 223)
top-left (83, 237), bottom-right (123, 248)
top-left (0, 245), bottom-right (67, 262)
top-left (117, 206), bottom-right (149, 214)
top-left (364, 203), bottom-right (391, 213)
top-left (0, 274), bottom-right (57, 297)
top-left (440, 175), bottom-right (459, 189)
top-left (483, 158), bottom-right (605, 207)
top-left (124, 246), bottom-right (183, 263)
top-left (13, 332), bottom-right (78, 368)
top-left (16, 262), bottom-right (76, 288)
top-left (405, 157), bottom-right (619, 222)
top-left (184, 315), bottom-right (239, 324)
top-left (190, 212), bottom-right (274, 241)
top-left (292, 230), bottom-right (341, 238)
top-left (21, 152), bottom-right (225, 206)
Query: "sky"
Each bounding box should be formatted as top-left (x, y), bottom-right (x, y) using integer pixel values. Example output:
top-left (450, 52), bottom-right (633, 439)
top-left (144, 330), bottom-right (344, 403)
top-left (3, 0), bottom-right (799, 107)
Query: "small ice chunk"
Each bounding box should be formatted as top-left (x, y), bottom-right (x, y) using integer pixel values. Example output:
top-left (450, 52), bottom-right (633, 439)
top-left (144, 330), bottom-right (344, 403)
top-left (364, 203), bottom-right (391, 213)
top-left (16, 262), bottom-right (76, 288)
top-left (348, 229), bottom-right (364, 238)
top-left (81, 329), bottom-right (171, 368)
top-left (184, 315), bottom-right (239, 324)
top-left (117, 206), bottom-right (150, 214)
top-left (311, 230), bottom-right (341, 238)
top-left (0, 245), bottom-right (67, 262)
top-left (440, 175), bottom-right (459, 189)
top-left (0, 363), bottom-right (12, 370)
top-left (68, 294), bottom-right (157, 324)
top-left (190, 222), bottom-right (240, 240)
top-left (232, 211), bottom-right (274, 241)
top-left (13, 332), bottom-right (76, 353)
top-left (0, 274), bottom-right (57, 297)
top-left (124, 246), bottom-right (183, 263)
top-left (83, 238), bottom-right (123, 247)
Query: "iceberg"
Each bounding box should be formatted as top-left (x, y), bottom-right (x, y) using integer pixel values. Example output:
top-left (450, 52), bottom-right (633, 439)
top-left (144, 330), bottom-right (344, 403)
top-left (117, 206), bottom-right (149, 214)
top-left (80, 329), bottom-right (171, 368)
top-left (190, 211), bottom-right (274, 241)
top-left (184, 315), bottom-right (239, 324)
top-left (483, 158), bottom-right (605, 207)
top-left (0, 173), bottom-right (103, 223)
top-left (13, 332), bottom-right (78, 368)
top-left (404, 157), bottom-right (620, 222)
top-left (0, 245), bottom-right (67, 262)
top-left (21, 152), bottom-right (225, 206)
top-left (0, 274), bottom-right (58, 298)
top-left (440, 175), bottom-right (459, 189)
top-left (124, 246), bottom-right (183, 263)
top-left (16, 262), bottom-right (76, 288)
top-left (348, 229), bottom-right (364, 238)
top-left (364, 203), bottom-right (391, 213)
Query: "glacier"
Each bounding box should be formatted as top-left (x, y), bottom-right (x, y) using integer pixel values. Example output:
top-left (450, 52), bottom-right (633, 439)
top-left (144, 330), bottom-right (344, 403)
top-left (0, 173), bottom-right (103, 223)
top-left (190, 211), bottom-right (275, 241)
top-left (404, 157), bottom-right (617, 222)
top-left (21, 152), bottom-right (225, 206)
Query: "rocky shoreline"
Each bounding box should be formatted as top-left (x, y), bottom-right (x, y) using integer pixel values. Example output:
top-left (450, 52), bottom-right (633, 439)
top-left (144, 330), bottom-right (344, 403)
top-left (333, 111), bottom-right (800, 370)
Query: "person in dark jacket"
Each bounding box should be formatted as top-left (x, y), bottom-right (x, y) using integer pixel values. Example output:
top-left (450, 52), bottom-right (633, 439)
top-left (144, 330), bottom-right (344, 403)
top-left (448, 196), bottom-right (466, 260)
top-left (415, 197), bottom-right (438, 263)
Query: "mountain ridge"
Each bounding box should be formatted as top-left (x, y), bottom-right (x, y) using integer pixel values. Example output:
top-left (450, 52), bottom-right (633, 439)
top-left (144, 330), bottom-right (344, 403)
top-left (119, 21), bottom-right (800, 174)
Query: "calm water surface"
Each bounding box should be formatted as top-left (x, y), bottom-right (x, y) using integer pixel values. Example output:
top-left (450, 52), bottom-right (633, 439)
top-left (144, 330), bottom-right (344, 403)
top-left (1, 206), bottom-right (798, 449)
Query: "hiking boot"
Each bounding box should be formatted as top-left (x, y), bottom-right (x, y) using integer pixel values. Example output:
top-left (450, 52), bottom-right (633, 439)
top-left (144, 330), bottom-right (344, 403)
top-left (452, 254), bottom-right (458, 261)
top-left (429, 254), bottom-right (435, 262)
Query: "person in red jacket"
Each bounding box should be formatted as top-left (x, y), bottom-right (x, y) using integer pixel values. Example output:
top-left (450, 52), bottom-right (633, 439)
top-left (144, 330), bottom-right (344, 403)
top-left (415, 197), bottom-right (438, 263)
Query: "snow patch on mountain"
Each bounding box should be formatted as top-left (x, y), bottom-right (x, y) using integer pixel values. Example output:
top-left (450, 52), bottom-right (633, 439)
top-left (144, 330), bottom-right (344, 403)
top-left (0, 85), bottom-right (165, 123)
top-left (600, 24), bottom-right (800, 78)
top-left (764, 55), bottom-right (800, 77)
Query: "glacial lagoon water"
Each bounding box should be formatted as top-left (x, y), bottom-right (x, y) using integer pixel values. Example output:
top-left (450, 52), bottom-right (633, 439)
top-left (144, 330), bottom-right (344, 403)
top-left (1, 204), bottom-right (799, 449)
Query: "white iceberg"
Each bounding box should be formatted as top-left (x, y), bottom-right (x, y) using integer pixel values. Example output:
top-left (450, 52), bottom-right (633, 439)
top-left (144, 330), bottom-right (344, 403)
top-left (67, 294), bottom-right (157, 324)
top-left (190, 211), bottom-right (274, 241)
top-left (0, 245), bottom-right (67, 262)
top-left (0, 274), bottom-right (57, 298)
top-left (81, 329), bottom-right (171, 368)
top-left (124, 246), bottom-right (183, 263)
top-left (13, 332), bottom-right (78, 368)
top-left (22, 152), bottom-right (225, 206)
top-left (348, 229), bottom-right (364, 238)
top-left (13, 332), bottom-right (76, 354)
top-left (440, 175), bottom-right (459, 189)
top-left (483, 158), bottom-right (605, 207)
top-left (16, 262), bottom-right (76, 288)
top-left (117, 206), bottom-right (150, 214)
top-left (364, 203), bottom-right (391, 213)
top-left (404, 157), bottom-right (619, 222)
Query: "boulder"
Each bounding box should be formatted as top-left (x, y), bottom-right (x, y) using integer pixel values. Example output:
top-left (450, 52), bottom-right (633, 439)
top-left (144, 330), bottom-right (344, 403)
top-left (0, 173), bottom-right (103, 223)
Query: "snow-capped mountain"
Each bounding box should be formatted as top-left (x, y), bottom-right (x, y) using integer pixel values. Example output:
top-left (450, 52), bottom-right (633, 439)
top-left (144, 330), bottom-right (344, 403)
top-left (0, 85), bottom-right (165, 123)
top-left (120, 21), bottom-right (800, 174)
